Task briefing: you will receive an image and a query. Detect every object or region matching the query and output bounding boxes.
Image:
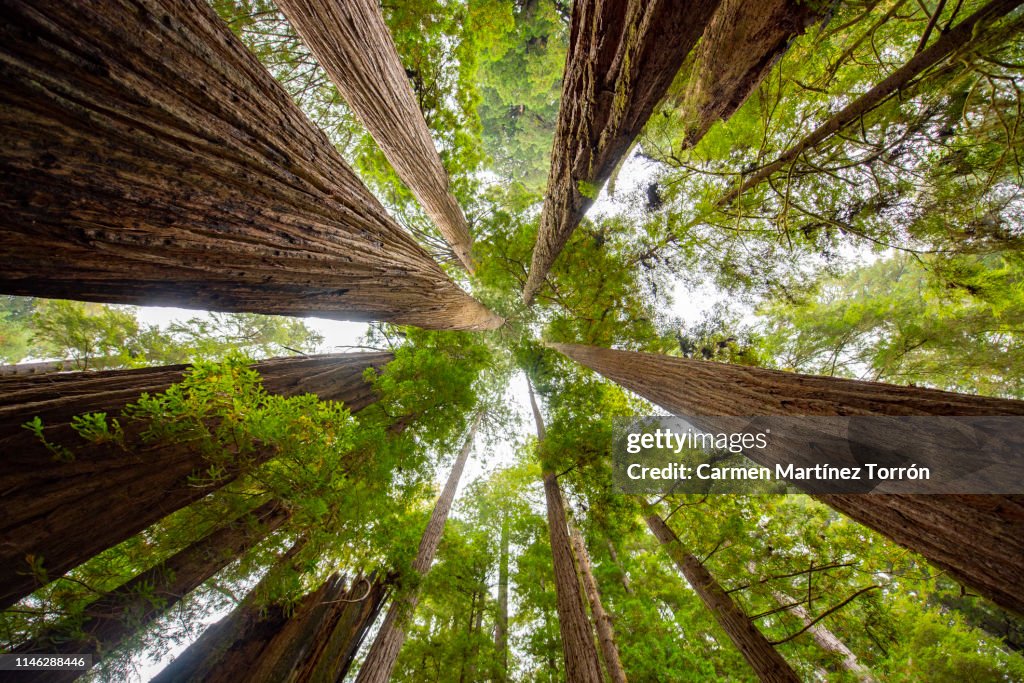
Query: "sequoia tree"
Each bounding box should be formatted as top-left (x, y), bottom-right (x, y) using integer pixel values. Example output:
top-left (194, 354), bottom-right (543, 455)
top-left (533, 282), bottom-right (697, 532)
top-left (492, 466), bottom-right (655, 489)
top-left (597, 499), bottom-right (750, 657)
top-left (670, 0), bottom-right (821, 149)
top-left (10, 500), bottom-right (291, 683)
top-left (0, 0), bottom-right (500, 330)
top-left (643, 500), bottom-right (802, 683)
top-left (521, 0), bottom-right (722, 303)
top-left (569, 523), bottom-right (628, 683)
top-left (356, 413), bottom-right (481, 683)
top-left (529, 380), bottom-right (605, 682)
top-left (276, 0), bottom-right (476, 272)
top-left (550, 343), bottom-right (1024, 613)
top-left (715, 0), bottom-right (1024, 207)
top-left (152, 567), bottom-right (389, 683)
top-left (0, 353), bottom-right (389, 609)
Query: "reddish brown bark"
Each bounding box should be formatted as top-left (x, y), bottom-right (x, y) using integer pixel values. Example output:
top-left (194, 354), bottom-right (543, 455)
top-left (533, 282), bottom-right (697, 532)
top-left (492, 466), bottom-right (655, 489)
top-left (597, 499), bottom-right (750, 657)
top-left (0, 0), bottom-right (500, 330)
top-left (551, 343), bottom-right (1024, 613)
top-left (544, 472), bottom-right (604, 683)
top-left (673, 0), bottom-right (821, 149)
top-left (356, 415), bottom-right (480, 683)
top-left (644, 502), bottom-right (801, 683)
top-left (522, 0), bottom-right (722, 304)
top-left (151, 572), bottom-right (389, 683)
top-left (717, 0), bottom-right (1024, 207)
top-left (276, 0), bottom-right (475, 272)
top-left (530, 377), bottom-right (604, 682)
top-left (10, 500), bottom-right (291, 683)
top-left (0, 353), bottom-right (389, 609)
top-left (569, 524), bottom-right (628, 683)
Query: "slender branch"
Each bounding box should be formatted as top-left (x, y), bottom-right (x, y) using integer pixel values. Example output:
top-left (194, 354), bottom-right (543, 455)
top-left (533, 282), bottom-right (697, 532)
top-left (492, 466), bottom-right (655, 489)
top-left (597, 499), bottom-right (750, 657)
top-left (770, 585), bottom-right (880, 645)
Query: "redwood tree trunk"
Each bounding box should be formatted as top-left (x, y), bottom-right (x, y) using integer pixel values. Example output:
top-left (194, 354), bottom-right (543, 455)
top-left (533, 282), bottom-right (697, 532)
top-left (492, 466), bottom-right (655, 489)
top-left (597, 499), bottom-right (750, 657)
top-left (643, 502), bottom-right (801, 683)
top-left (0, 353), bottom-right (389, 609)
top-left (530, 378), bottom-right (604, 682)
top-left (276, 0), bottom-right (476, 272)
top-left (569, 524), bottom-right (628, 683)
top-left (550, 342), bottom-right (1024, 613)
top-left (0, 0), bottom-right (500, 331)
top-left (772, 590), bottom-right (877, 683)
top-left (717, 0), bottom-right (1023, 206)
top-left (673, 0), bottom-right (821, 149)
top-left (543, 472), bottom-right (604, 683)
top-left (152, 572), bottom-right (389, 683)
top-left (355, 415), bottom-right (480, 683)
top-left (11, 499), bottom-right (291, 682)
top-left (522, 0), bottom-right (723, 303)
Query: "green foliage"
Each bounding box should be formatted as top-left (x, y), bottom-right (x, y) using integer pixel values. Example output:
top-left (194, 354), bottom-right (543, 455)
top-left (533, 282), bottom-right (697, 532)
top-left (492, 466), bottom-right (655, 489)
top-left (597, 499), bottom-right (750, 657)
top-left (31, 299), bottom-right (147, 370)
top-left (757, 253), bottom-right (1024, 396)
top-left (0, 296), bottom-right (34, 363)
top-left (0, 297), bottom-right (323, 368)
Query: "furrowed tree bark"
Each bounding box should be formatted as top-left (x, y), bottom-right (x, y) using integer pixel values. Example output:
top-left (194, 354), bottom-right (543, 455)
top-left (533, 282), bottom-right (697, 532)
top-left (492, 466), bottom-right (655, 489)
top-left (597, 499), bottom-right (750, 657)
top-left (276, 0), bottom-right (476, 272)
top-left (355, 414), bottom-right (480, 683)
top-left (716, 0), bottom-right (1024, 207)
top-left (771, 590), bottom-right (877, 683)
top-left (10, 500), bottom-right (291, 683)
top-left (543, 473), bottom-right (604, 683)
top-left (522, 0), bottom-right (722, 304)
top-left (550, 343), bottom-right (1024, 613)
top-left (0, 353), bottom-right (392, 440)
top-left (673, 0), bottom-right (822, 149)
top-left (0, 353), bottom-right (389, 609)
top-left (643, 501), bottom-right (802, 683)
top-left (494, 511), bottom-right (510, 681)
top-left (569, 523), bottom-right (628, 683)
top-left (152, 571), bottom-right (389, 683)
top-left (0, 0), bottom-right (501, 330)
top-left (529, 379), bottom-right (604, 682)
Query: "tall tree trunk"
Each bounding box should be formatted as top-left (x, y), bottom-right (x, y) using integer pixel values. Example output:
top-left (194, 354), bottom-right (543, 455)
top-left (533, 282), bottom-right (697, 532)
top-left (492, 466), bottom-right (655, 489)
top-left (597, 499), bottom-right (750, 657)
top-left (152, 570), bottom-right (389, 683)
top-left (550, 342), bottom-right (1024, 613)
top-left (716, 0), bottom-right (1024, 206)
top-left (0, 0), bottom-right (501, 331)
top-left (494, 511), bottom-right (510, 681)
top-left (0, 353), bottom-right (389, 609)
top-left (0, 353), bottom-right (391, 440)
top-left (569, 523), bottom-right (628, 683)
top-left (643, 501), bottom-right (802, 683)
top-left (529, 378), bottom-right (604, 682)
top-left (355, 414), bottom-right (481, 683)
top-left (771, 590), bottom-right (877, 683)
top-left (543, 472), bottom-right (604, 683)
top-left (275, 0), bottom-right (475, 272)
top-left (521, 0), bottom-right (723, 304)
top-left (673, 0), bottom-right (822, 149)
top-left (10, 500), bottom-right (290, 683)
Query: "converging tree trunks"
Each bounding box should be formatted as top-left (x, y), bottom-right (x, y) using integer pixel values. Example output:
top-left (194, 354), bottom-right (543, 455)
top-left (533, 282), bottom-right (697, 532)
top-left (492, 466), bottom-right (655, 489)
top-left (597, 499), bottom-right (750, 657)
top-left (522, 0), bottom-right (722, 304)
top-left (0, 0), bottom-right (501, 330)
top-left (551, 342), bottom-right (1024, 613)
top-left (0, 353), bottom-right (389, 609)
